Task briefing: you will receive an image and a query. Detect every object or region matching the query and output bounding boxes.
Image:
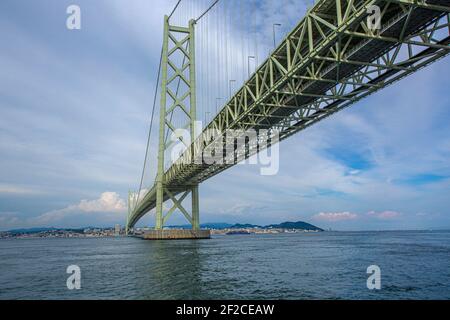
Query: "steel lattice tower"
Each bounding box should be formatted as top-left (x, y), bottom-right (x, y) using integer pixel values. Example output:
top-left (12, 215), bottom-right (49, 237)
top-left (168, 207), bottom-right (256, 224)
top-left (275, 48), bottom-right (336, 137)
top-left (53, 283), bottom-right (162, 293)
top-left (154, 16), bottom-right (199, 230)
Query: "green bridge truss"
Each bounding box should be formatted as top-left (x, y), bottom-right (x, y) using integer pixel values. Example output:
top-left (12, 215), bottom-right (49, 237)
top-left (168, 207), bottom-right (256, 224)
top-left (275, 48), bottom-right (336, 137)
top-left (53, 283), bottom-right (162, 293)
top-left (127, 0), bottom-right (450, 232)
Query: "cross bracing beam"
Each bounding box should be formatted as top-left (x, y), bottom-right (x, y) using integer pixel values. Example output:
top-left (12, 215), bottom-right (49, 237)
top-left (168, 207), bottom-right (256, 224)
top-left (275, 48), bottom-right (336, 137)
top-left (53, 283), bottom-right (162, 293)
top-left (128, 0), bottom-right (450, 230)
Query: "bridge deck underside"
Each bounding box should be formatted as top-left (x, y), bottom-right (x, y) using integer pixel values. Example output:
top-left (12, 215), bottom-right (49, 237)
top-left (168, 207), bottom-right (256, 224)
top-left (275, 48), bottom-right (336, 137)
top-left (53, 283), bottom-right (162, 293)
top-left (129, 0), bottom-right (450, 228)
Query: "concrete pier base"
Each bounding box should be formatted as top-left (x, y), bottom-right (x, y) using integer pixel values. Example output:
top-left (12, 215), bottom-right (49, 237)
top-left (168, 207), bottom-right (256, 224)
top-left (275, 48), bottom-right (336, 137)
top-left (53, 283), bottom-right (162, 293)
top-left (141, 229), bottom-right (211, 240)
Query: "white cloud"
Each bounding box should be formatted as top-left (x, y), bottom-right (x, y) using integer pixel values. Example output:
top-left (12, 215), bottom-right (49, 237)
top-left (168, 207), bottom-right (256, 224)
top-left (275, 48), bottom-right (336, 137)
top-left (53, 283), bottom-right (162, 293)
top-left (312, 212), bottom-right (359, 222)
top-left (29, 192), bottom-right (126, 226)
top-left (218, 202), bottom-right (265, 215)
top-left (0, 184), bottom-right (43, 195)
top-left (367, 210), bottom-right (402, 220)
top-left (0, 212), bottom-right (21, 229)
top-left (76, 192), bottom-right (126, 213)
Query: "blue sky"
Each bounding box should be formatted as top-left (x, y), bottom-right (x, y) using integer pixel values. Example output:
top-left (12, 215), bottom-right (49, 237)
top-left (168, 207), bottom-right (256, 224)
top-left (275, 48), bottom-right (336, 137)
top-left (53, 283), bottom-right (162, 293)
top-left (0, 0), bottom-right (449, 231)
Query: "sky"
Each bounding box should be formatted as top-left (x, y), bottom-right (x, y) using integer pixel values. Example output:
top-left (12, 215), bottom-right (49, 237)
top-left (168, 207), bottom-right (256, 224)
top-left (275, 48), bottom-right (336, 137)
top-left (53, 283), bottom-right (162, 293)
top-left (0, 0), bottom-right (449, 231)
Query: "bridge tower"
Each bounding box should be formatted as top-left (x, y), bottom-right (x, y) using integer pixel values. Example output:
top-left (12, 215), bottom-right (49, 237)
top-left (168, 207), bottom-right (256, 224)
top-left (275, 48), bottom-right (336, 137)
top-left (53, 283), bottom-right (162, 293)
top-left (154, 16), bottom-right (199, 231)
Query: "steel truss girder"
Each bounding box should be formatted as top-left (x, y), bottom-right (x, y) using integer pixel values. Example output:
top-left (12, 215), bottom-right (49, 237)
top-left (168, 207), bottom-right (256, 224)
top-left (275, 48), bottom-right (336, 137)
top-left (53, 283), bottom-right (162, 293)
top-left (164, 0), bottom-right (450, 187)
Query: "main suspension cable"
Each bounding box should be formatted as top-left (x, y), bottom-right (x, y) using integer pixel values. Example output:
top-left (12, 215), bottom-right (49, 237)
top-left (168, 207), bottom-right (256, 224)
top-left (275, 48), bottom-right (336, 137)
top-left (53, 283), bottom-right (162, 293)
top-left (135, 47), bottom-right (161, 209)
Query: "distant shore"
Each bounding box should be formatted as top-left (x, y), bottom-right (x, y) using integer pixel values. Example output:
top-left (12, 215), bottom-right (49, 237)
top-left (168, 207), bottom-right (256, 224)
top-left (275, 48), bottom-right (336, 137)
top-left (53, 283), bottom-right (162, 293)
top-left (0, 227), bottom-right (123, 239)
top-left (1, 220), bottom-right (325, 239)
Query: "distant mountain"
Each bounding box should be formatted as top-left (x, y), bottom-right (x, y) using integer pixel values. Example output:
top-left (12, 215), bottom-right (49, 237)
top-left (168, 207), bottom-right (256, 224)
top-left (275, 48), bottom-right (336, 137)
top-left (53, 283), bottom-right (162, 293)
top-left (230, 223), bottom-right (261, 229)
top-left (222, 221), bottom-right (323, 231)
top-left (265, 221), bottom-right (323, 231)
top-left (6, 227), bottom-right (99, 234)
top-left (7, 227), bottom-right (59, 234)
top-left (200, 223), bottom-right (234, 229)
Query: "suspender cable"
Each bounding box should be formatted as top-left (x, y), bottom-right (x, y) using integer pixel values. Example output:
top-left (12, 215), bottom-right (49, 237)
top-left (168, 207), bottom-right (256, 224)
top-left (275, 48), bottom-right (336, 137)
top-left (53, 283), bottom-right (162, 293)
top-left (168, 0), bottom-right (182, 20)
top-left (224, 0), bottom-right (228, 108)
top-left (195, 0), bottom-right (220, 23)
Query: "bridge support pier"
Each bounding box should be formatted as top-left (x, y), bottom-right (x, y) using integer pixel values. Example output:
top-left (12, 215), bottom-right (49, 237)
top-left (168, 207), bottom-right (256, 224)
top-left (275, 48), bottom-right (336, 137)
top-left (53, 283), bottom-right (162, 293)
top-left (142, 229), bottom-right (210, 240)
top-left (192, 185), bottom-right (199, 230)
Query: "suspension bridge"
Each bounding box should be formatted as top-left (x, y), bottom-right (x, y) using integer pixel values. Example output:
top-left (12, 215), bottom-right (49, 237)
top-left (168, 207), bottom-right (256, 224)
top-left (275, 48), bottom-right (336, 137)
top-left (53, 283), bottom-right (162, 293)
top-left (126, 0), bottom-right (450, 238)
